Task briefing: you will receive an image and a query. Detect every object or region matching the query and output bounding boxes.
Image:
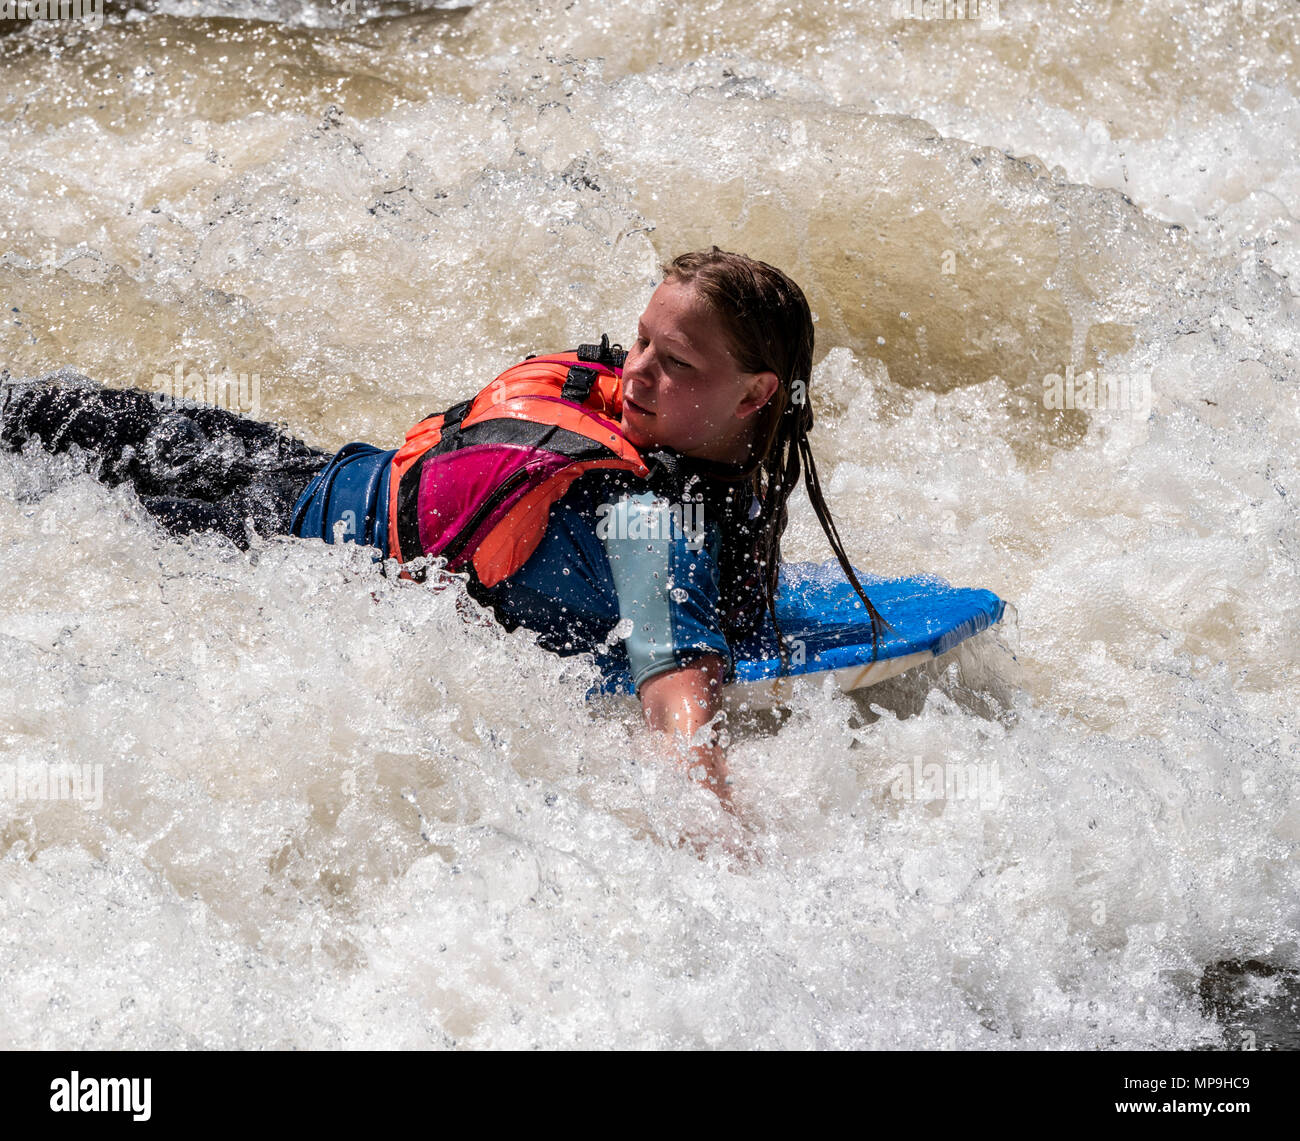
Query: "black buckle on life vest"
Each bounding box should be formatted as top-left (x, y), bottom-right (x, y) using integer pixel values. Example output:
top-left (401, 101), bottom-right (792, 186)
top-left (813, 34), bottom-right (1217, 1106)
top-left (561, 365), bottom-right (599, 403)
top-left (441, 398), bottom-right (473, 427)
top-left (577, 333), bottom-right (626, 370)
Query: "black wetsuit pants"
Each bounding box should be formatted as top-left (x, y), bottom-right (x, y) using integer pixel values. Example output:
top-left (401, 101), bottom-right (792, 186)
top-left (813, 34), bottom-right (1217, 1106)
top-left (0, 374), bottom-right (331, 548)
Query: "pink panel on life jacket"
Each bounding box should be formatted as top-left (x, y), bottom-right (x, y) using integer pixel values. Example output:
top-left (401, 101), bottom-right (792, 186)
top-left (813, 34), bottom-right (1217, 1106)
top-left (416, 443), bottom-right (571, 564)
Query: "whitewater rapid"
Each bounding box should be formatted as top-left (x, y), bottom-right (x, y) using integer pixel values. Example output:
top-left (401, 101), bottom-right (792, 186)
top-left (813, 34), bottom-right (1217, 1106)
top-left (0, 0), bottom-right (1296, 1048)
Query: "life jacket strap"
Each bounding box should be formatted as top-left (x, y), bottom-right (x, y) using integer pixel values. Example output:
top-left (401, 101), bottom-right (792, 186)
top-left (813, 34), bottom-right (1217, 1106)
top-left (440, 397), bottom-right (473, 428)
top-left (576, 333), bottom-right (626, 370)
top-left (561, 365), bottom-right (599, 403)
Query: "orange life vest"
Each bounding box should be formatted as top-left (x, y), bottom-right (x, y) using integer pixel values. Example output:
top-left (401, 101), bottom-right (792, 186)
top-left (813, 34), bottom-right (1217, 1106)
top-left (386, 339), bottom-right (651, 588)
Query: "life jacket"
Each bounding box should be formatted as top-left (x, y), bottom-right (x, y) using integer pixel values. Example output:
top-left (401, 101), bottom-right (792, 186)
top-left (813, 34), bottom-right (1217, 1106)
top-left (386, 336), bottom-right (654, 588)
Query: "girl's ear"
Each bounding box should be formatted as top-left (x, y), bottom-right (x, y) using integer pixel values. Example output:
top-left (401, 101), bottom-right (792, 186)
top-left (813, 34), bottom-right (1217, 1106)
top-left (737, 370), bottom-right (780, 419)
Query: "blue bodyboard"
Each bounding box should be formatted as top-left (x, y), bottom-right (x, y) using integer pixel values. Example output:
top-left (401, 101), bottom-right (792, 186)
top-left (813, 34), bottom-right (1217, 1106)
top-left (598, 562), bottom-right (1006, 700)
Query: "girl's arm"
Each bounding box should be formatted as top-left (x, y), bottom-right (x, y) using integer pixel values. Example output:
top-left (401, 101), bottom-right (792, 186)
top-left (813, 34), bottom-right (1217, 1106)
top-left (638, 654), bottom-right (731, 806)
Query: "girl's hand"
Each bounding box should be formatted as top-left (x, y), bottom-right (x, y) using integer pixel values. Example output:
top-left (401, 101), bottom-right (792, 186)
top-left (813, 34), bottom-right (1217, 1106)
top-left (638, 655), bottom-right (732, 806)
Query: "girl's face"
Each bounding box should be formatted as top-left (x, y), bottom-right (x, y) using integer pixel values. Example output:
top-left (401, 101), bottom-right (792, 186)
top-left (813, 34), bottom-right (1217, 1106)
top-left (619, 279), bottom-right (778, 464)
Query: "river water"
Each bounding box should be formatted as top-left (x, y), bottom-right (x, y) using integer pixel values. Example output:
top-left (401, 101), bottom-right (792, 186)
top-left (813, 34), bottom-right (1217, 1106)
top-left (0, 0), bottom-right (1296, 1048)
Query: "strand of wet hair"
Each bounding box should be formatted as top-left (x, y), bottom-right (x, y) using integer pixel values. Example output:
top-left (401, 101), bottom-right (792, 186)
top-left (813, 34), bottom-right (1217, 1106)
top-left (750, 409), bottom-right (891, 672)
top-left (796, 431), bottom-right (893, 660)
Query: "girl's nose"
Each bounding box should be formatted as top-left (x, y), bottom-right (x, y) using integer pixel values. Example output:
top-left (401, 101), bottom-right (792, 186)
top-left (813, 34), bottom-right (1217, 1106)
top-left (621, 349), bottom-right (656, 407)
top-left (622, 342), bottom-right (651, 384)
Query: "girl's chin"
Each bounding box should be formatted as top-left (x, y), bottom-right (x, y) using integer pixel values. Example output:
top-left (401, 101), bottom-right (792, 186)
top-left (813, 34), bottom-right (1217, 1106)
top-left (619, 416), bottom-right (656, 449)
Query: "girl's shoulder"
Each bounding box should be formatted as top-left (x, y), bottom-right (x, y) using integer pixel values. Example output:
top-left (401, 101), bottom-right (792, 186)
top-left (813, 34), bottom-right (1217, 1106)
top-left (566, 455), bottom-right (756, 550)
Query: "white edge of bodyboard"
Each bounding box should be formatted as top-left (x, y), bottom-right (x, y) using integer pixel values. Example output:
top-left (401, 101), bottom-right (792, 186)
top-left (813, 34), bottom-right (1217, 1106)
top-left (591, 649), bottom-right (939, 713)
top-left (722, 649), bottom-right (934, 710)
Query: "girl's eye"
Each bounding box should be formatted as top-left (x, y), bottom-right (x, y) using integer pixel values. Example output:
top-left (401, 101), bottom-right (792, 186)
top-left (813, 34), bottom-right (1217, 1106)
top-left (631, 336), bottom-right (688, 368)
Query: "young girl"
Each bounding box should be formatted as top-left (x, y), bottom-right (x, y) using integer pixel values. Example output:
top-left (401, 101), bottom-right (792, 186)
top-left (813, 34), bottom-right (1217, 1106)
top-left (1, 247), bottom-right (884, 805)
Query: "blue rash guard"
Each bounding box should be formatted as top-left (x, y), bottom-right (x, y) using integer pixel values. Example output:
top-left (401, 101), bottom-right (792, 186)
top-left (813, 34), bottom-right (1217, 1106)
top-left (291, 453), bottom-right (740, 691)
top-left (486, 472), bottom-right (734, 689)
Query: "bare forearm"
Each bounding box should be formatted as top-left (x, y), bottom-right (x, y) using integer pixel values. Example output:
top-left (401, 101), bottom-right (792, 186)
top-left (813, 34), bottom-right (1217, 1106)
top-left (638, 655), bottom-right (731, 803)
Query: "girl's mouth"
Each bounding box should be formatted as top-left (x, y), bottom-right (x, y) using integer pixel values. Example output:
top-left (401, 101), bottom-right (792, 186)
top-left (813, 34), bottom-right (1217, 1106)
top-left (624, 394), bottom-right (655, 417)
